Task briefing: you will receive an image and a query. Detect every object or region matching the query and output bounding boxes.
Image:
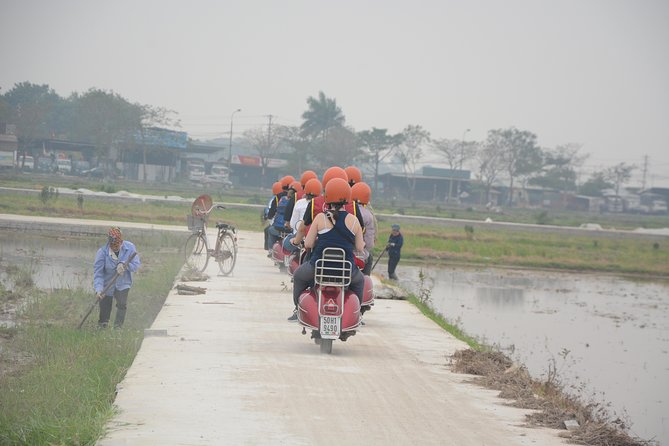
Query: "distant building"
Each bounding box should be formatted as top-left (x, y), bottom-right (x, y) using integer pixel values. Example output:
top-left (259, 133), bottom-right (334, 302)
top-left (379, 166), bottom-right (471, 202)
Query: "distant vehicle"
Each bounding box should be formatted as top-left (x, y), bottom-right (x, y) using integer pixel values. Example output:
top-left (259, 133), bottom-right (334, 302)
top-left (187, 159), bottom-right (205, 181)
top-left (603, 195), bottom-right (623, 213)
top-left (210, 162), bottom-right (229, 177)
top-left (20, 155), bottom-right (34, 171)
top-left (81, 166), bottom-right (105, 178)
top-left (36, 156), bottom-right (56, 173)
top-left (201, 162), bottom-right (232, 188)
top-left (0, 150), bottom-right (16, 169)
top-left (72, 160), bottom-right (90, 175)
top-left (640, 194), bottom-right (668, 214)
top-left (201, 174), bottom-right (233, 189)
top-left (56, 158), bottom-right (72, 174)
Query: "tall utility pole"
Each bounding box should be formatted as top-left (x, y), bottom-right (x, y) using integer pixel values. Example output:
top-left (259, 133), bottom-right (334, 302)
top-left (457, 128), bottom-right (471, 196)
top-left (641, 155), bottom-right (648, 190)
top-left (228, 108), bottom-right (241, 170)
top-left (267, 114), bottom-right (273, 147)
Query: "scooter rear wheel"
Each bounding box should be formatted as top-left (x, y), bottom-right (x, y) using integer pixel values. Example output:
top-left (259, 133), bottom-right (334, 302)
top-left (319, 339), bottom-right (333, 354)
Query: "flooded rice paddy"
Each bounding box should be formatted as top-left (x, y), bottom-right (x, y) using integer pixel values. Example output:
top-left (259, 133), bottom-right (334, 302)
top-left (401, 265), bottom-right (669, 445)
top-left (0, 231), bottom-right (97, 290)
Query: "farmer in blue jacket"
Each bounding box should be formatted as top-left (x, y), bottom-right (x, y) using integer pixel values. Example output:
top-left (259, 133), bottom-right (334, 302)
top-left (387, 224), bottom-right (403, 280)
top-left (93, 227), bottom-right (141, 328)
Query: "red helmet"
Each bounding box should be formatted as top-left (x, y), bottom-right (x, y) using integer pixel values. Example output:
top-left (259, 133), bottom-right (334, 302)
top-left (324, 177), bottom-right (351, 205)
top-left (300, 170), bottom-right (318, 187)
top-left (303, 178), bottom-right (322, 196)
top-left (322, 166), bottom-right (348, 188)
top-left (289, 180), bottom-right (302, 192)
top-left (351, 182), bottom-right (371, 205)
top-left (280, 175), bottom-right (295, 190)
top-left (272, 181), bottom-right (282, 195)
top-left (344, 166), bottom-right (362, 185)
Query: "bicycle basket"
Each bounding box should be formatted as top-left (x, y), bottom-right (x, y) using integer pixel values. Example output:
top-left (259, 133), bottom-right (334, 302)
top-left (187, 214), bottom-right (206, 232)
top-left (315, 247), bottom-right (352, 286)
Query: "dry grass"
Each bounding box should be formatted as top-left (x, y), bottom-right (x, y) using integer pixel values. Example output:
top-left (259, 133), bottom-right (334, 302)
top-left (451, 349), bottom-right (657, 446)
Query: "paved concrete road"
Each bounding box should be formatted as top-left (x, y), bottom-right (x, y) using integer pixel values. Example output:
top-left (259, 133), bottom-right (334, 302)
top-left (96, 230), bottom-right (566, 446)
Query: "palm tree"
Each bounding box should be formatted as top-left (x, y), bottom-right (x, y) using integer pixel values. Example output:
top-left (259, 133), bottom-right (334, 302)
top-left (300, 91), bottom-right (345, 141)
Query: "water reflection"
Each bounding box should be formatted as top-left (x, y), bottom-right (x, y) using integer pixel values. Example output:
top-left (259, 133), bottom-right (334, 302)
top-left (476, 287), bottom-right (524, 307)
top-left (402, 266), bottom-right (669, 445)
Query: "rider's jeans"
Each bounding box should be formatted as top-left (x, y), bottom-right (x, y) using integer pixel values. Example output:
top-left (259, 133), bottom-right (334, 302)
top-left (282, 234), bottom-right (299, 253)
top-left (267, 226), bottom-right (285, 249)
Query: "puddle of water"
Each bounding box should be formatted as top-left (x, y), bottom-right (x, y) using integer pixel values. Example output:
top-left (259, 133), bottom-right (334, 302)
top-left (0, 232), bottom-right (98, 290)
top-left (401, 266), bottom-right (669, 445)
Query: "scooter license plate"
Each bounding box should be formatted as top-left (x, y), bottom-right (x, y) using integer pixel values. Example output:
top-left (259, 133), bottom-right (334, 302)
top-left (320, 315), bottom-right (341, 338)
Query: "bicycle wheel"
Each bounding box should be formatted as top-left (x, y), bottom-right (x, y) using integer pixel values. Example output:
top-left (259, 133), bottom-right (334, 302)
top-left (215, 232), bottom-right (237, 276)
top-left (184, 232), bottom-right (209, 272)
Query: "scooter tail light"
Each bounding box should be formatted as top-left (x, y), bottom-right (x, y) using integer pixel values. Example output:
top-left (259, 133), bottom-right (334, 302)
top-left (323, 298), bottom-right (339, 314)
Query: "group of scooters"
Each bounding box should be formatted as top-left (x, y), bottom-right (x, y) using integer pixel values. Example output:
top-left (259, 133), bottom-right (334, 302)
top-left (269, 231), bottom-right (374, 354)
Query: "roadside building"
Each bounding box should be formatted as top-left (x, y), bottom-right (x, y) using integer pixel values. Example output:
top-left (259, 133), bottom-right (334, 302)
top-left (379, 166), bottom-right (471, 202)
top-left (0, 124), bottom-right (18, 169)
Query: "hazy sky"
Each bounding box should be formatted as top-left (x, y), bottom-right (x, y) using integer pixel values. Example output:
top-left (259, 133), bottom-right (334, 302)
top-left (2, 0), bottom-right (668, 186)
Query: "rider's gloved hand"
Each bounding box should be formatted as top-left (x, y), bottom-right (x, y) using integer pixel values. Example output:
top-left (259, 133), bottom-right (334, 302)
top-left (116, 263), bottom-right (126, 274)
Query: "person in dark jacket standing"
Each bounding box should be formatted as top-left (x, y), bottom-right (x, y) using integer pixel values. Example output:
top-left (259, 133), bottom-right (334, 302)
top-left (93, 227), bottom-right (141, 328)
top-left (387, 224), bottom-right (403, 280)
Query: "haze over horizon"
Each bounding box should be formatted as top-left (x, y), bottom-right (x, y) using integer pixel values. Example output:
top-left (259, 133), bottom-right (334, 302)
top-left (2, 0), bottom-right (668, 187)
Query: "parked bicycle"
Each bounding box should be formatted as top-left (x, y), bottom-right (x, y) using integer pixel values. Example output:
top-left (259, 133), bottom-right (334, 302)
top-left (184, 201), bottom-right (238, 275)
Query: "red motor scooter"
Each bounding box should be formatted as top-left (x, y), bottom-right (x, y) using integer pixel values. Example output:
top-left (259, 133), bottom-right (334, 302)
top-left (297, 247), bottom-right (361, 354)
top-left (271, 230), bottom-right (292, 272)
top-left (287, 246), bottom-right (307, 277)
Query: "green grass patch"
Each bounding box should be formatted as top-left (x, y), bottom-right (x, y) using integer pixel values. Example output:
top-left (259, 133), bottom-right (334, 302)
top-left (405, 293), bottom-right (481, 350)
top-left (0, 232), bottom-right (184, 445)
top-left (0, 190), bottom-right (264, 232)
top-left (371, 224), bottom-right (669, 277)
top-left (1, 175), bottom-right (667, 276)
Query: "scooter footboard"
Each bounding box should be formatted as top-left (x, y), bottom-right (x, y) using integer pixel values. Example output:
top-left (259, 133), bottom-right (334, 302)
top-left (297, 290), bottom-right (319, 330)
top-left (272, 240), bottom-right (290, 264)
top-left (341, 291), bottom-right (361, 331)
top-left (362, 275), bottom-right (374, 307)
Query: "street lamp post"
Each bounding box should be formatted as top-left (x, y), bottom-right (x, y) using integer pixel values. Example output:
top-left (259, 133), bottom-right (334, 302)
top-left (228, 108), bottom-right (242, 170)
top-left (457, 128), bottom-right (471, 198)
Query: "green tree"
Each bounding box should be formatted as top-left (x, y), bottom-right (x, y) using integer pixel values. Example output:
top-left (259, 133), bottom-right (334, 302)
top-left (529, 143), bottom-right (587, 192)
top-left (475, 141), bottom-right (504, 205)
top-left (0, 95), bottom-right (11, 124)
top-left (280, 125), bottom-right (312, 174)
top-left (314, 126), bottom-right (361, 170)
top-left (607, 162), bottom-right (636, 195)
top-left (433, 137), bottom-right (477, 201)
top-left (300, 91), bottom-right (345, 141)
top-left (242, 124), bottom-right (295, 188)
top-left (487, 127), bottom-right (542, 206)
top-left (137, 105), bottom-right (180, 182)
top-left (395, 125), bottom-right (431, 200)
top-left (359, 127), bottom-right (403, 191)
top-left (69, 89), bottom-right (143, 177)
top-left (2, 82), bottom-right (64, 162)
top-left (580, 171), bottom-right (613, 197)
